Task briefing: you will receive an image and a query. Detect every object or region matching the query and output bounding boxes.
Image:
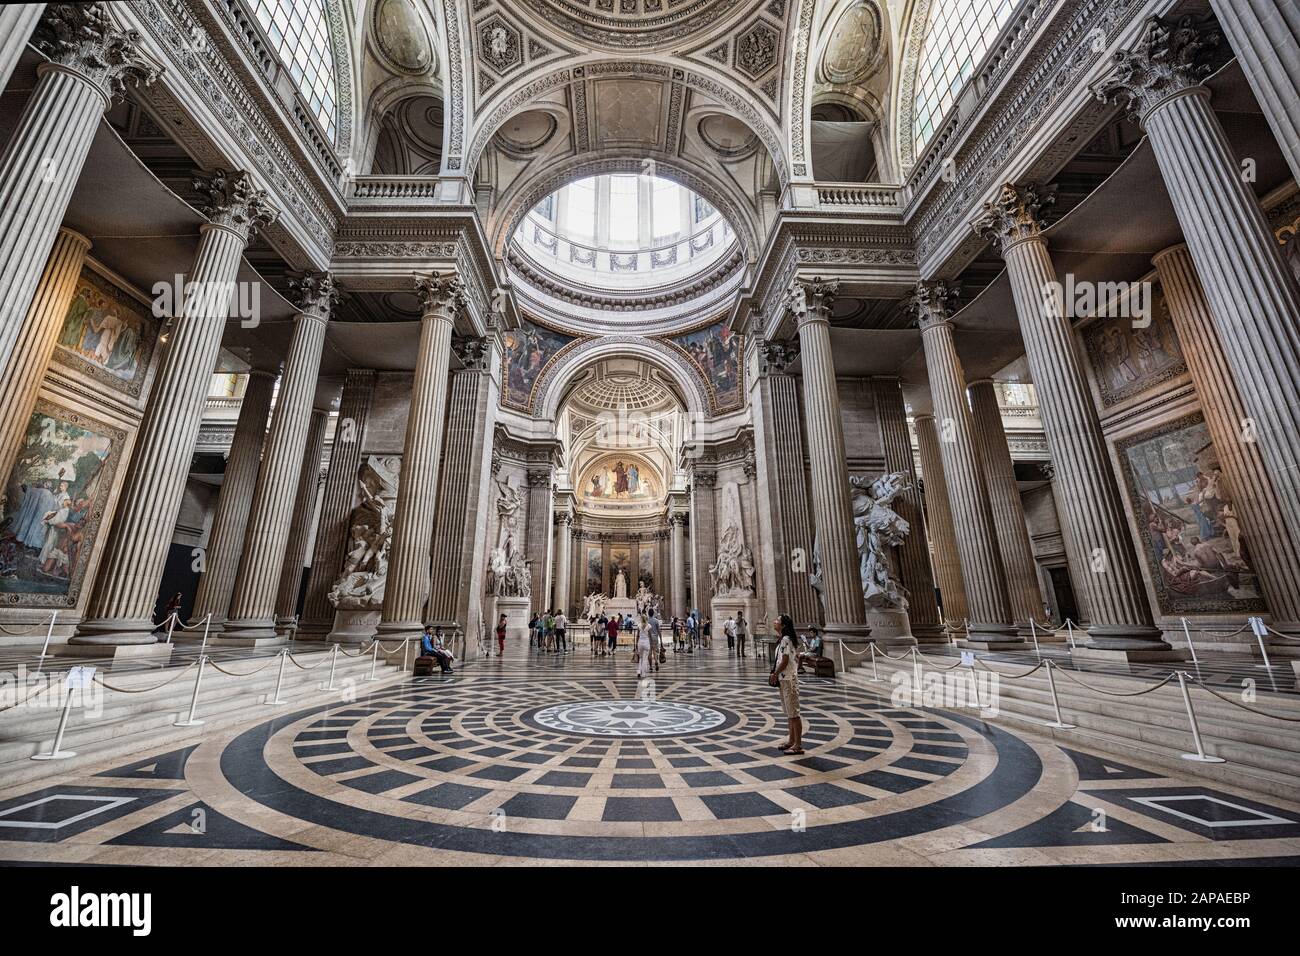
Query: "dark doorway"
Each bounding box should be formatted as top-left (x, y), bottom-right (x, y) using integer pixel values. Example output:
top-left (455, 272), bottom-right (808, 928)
top-left (1047, 566), bottom-right (1079, 625)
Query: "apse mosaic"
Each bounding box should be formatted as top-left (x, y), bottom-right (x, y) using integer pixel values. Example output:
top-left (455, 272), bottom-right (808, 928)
top-left (666, 320), bottom-right (742, 412)
top-left (502, 319), bottom-right (578, 410)
top-left (580, 456), bottom-right (656, 503)
top-left (54, 267), bottom-right (157, 397)
top-left (1082, 291), bottom-right (1186, 408)
top-left (0, 403), bottom-right (123, 605)
top-left (1117, 415), bottom-right (1264, 616)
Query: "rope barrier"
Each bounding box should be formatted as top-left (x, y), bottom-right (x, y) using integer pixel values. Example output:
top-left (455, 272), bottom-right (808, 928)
top-left (1187, 674), bottom-right (1300, 723)
top-left (0, 678), bottom-right (55, 713)
top-left (0, 621), bottom-right (46, 635)
top-left (1264, 625), bottom-right (1300, 642)
top-left (93, 661), bottom-right (199, 694)
top-left (285, 649), bottom-right (333, 671)
top-left (206, 657), bottom-right (278, 678)
top-left (337, 642), bottom-right (376, 659)
top-left (914, 648), bottom-right (966, 670)
top-left (972, 657), bottom-right (1049, 680)
top-left (1051, 666), bottom-right (1177, 697)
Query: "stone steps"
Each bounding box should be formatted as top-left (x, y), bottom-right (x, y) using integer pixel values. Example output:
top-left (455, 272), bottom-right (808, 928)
top-left (0, 647), bottom-right (408, 789)
top-left (843, 656), bottom-right (1300, 800)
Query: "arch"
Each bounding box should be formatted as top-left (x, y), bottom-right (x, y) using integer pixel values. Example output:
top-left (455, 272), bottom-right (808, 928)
top-left (536, 338), bottom-right (711, 421)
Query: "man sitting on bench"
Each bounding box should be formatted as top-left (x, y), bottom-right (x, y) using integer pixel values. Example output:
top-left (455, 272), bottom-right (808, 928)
top-left (797, 625), bottom-right (832, 676)
top-left (421, 626), bottom-right (454, 674)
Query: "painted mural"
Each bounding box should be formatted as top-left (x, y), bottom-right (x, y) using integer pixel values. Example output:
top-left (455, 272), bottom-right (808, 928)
top-left (55, 267), bottom-right (156, 395)
top-left (1082, 290), bottom-right (1185, 408)
top-left (1118, 416), bottom-right (1263, 615)
top-left (502, 319), bottom-right (576, 410)
top-left (581, 456), bottom-right (656, 503)
top-left (0, 403), bottom-right (122, 605)
top-left (669, 320), bottom-right (742, 412)
top-left (585, 545), bottom-right (603, 597)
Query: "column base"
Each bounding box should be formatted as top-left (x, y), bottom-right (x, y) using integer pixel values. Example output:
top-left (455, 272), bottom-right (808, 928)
top-left (909, 623), bottom-right (950, 645)
top-left (1078, 624), bottom-right (1175, 656)
top-left (209, 635), bottom-right (288, 648)
top-left (70, 619), bottom-right (166, 647)
top-left (375, 618), bottom-right (427, 643)
top-left (218, 618), bottom-right (281, 643)
top-left (51, 641), bottom-right (173, 667)
top-left (292, 619), bottom-right (334, 641)
top-left (956, 622), bottom-right (1023, 650)
top-left (1071, 646), bottom-right (1186, 666)
top-left (1022, 622), bottom-right (1068, 644)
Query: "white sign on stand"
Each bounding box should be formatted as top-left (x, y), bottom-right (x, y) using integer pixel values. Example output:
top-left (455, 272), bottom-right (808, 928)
top-left (65, 666), bottom-right (96, 690)
top-left (960, 651), bottom-right (975, 667)
top-left (1249, 617), bottom-right (1267, 638)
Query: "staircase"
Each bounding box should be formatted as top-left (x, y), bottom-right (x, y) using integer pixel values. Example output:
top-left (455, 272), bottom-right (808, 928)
top-left (0, 643), bottom-right (411, 789)
top-left (843, 654), bottom-right (1300, 800)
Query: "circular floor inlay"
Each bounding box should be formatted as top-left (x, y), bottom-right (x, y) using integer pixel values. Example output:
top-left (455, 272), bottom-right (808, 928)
top-left (529, 699), bottom-right (728, 737)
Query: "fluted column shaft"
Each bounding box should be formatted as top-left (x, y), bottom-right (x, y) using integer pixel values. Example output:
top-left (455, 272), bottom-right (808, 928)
top-left (75, 225), bottom-right (260, 644)
top-left (670, 514), bottom-right (687, 616)
top-left (914, 302), bottom-right (1017, 644)
top-left (913, 415), bottom-right (969, 624)
top-left (552, 513), bottom-right (572, 616)
top-left (1208, 0), bottom-right (1300, 184)
top-left (690, 472), bottom-right (716, 617)
top-left (792, 281), bottom-right (868, 639)
top-left (0, 5), bottom-right (157, 377)
top-left (189, 368), bottom-right (275, 625)
top-left (874, 378), bottom-right (943, 642)
top-left (224, 288), bottom-right (333, 641)
top-left (298, 369), bottom-right (375, 636)
top-left (378, 278), bottom-right (457, 637)
top-left (1155, 244), bottom-right (1300, 635)
top-left (0, 227), bottom-right (90, 474)
top-left (0, 5), bottom-right (44, 93)
top-left (968, 380), bottom-right (1044, 629)
top-left (274, 409), bottom-right (328, 630)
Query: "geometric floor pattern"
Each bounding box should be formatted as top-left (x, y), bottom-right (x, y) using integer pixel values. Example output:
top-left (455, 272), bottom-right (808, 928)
top-left (2, 648), bottom-right (1299, 866)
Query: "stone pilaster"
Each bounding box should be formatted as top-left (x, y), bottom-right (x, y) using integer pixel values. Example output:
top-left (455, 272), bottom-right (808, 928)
top-left (1095, 15), bottom-right (1300, 603)
top-left (873, 378), bottom-right (944, 643)
top-left (910, 283), bottom-right (1018, 647)
top-left (525, 468), bottom-right (553, 609)
top-left (1207, 0), bottom-right (1300, 184)
top-left (223, 273), bottom-right (337, 643)
top-left (913, 414), bottom-right (969, 624)
top-left (189, 367), bottom-right (275, 626)
top-left (1154, 244), bottom-right (1300, 644)
top-left (552, 510), bottom-right (573, 616)
top-left (968, 379), bottom-right (1045, 632)
top-left (0, 5), bottom-right (44, 93)
top-left (669, 511), bottom-right (688, 617)
top-left (274, 408), bottom-right (328, 632)
top-left (298, 369), bottom-right (375, 637)
top-left (689, 467), bottom-right (717, 617)
top-left (378, 273), bottom-right (460, 639)
top-left (790, 278), bottom-right (870, 645)
top-left (0, 227), bottom-right (90, 474)
top-left (0, 4), bottom-right (159, 376)
top-left (974, 183), bottom-right (1168, 656)
top-left (75, 170), bottom-right (276, 646)
top-left (426, 335), bottom-right (499, 654)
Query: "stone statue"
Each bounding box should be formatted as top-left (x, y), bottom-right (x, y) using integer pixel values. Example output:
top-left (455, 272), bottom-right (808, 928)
top-left (710, 481), bottom-right (756, 596)
top-left (328, 457), bottom-right (400, 610)
top-left (634, 582), bottom-right (653, 613)
top-left (583, 592), bottom-right (607, 620)
top-left (487, 478), bottom-right (532, 597)
top-left (808, 535), bottom-right (825, 611)
top-left (614, 569), bottom-right (628, 599)
top-left (850, 471), bottom-right (912, 611)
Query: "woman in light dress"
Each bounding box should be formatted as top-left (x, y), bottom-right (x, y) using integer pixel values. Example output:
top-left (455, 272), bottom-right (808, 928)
top-left (635, 613), bottom-right (652, 679)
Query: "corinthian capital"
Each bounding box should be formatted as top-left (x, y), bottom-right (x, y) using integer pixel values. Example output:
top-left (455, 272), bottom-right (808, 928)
top-left (757, 337), bottom-right (800, 375)
top-left (414, 271), bottom-right (464, 318)
top-left (904, 280), bottom-right (957, 332)
top-left (972, 183), bottom-right (1056, 253)
top-left (289, 271), bottom-right (339, 319)
top-left (1091, 16), bottom-right (1220, 124)
top-left (789, 277), bottom-right (839, 327)
top-left (452, 335), bottom-right (490, 370)
top-left (193, 168), bottom-right (279, 242)
top-left (34, 4), bottom-right (162, 106)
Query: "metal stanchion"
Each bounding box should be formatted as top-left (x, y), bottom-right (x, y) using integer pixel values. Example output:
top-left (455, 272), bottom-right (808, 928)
top-left (175, 655), bottom-right (207, 727)
top-left (1250, 618), bottom-right (1275, 670)
top-left (367, 639), bottom-right (380, 681)
top-left (1179, 617), bottom-right (1200, 668)
top-left (36, 610), bottom-right (58, 666)
top-left (1065, 619), bottom-right (1077, 650)
top-left (966, 661), bottom-right (983, 710)
top-left (1044, 661), bottom-right (1076, 729)
top-left (1175, 671), bottom-right (1224, 763)
top-left (1029, 619), bottom-right (1041, 659)
top-left (164, 612), bottom-right (177, 645)
top-left (836, 639), bottom-right (846, 676)
top-left (30, 684), bottom-right (78, 760)
top-left (197, 614), bottom-right (212, 659)
top-left (867, 643), bottom-right (882, 682)
top-left (402, 636), bottom-right (412, 672)
top-left (265, 650), bottom-right (288, 705)
top-left (910, 647), bottom-right (922, 691)
top-left (325, 643), bottom-right (339, 691)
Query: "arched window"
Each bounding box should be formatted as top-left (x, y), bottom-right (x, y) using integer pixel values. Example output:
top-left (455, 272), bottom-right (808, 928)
top-left (248, 0), bottom-right (339, 142)
top-left (911, 0), bottom-right (1017, 154)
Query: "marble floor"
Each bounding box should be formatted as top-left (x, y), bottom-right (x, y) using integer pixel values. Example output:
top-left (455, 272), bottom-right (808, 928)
top-left (2, 642), bottom-right (1299, 867)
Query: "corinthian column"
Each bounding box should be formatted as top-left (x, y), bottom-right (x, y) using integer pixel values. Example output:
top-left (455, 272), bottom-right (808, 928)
top-left (1095, 15), bottom-right (1300, 591)
top-left (873, 378), bottom-right (943, 643)
top-left (377, 273), bottom-right (459, 639)
top-left (0, 5), bottom-right (44, 93)
top-left (669, 511), bottom-right (687, 617)
top-left (968, 379), bottom-right (1045, 632)
top-left (973, 183), bottom-right (1168, 657)
top-left (274, 409), bottom-right (328, 633)
top-left (909, 284), bottom-right (1018, 647)
top-left (1154, 244), bottom-right (1300, 645)
top-left (552, 510), bottom-right (573, 617)
top-left (525, 468), bottom-right (554, 606)
top-left (0, 227), bottom-right (90, 473)
top-left (188, 367), bottom-right (275, 626)
top-left (75, 170), bottom-right (277, 646)
top-left (222, 273), bottom-right (336, 643)
top-left (0, 4), bottom-right (159, 376)
top-left (913, 414), bottom-right (969, 624)
top-left (298, 369), bottom-right (375, 637)
top-left (1207, 0), bottom-right (1300, 184)
top-left (790, 278), bottom-right (870, 646)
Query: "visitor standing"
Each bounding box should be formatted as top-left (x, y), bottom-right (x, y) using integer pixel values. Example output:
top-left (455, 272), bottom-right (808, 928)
top-left (606, 614), bottom-right (620, 655)
top-left (495, 613), bottom-right (507, 657)
top-left (735, 611), bottom-right (748, 658)
top-left (723, 614), bottom-right (736, 653)
top-left (648, 611), bottom-right (662, 672)
top-left (703, 617), bottom-right (712, 648)
top-left (770, 614), bottom-right (802, 754)
top-left (554, 609), bottom-right (568, 653)
top-left (635, 613), bottom-right (652, 679)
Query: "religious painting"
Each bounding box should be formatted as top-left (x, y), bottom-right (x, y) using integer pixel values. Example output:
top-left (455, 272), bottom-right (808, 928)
top-left (54, 267), bottom-right (157, 397)
top-left (1082, 289), bottom-right (1185, 408)
top-left (0, 402), bottom-right (124, 606)
top-left (609, 547), bottom-right (630, 598)
top-left (581, 456), bottom-right (657, 504)
top-left (1117, 415), bottom-right (1264, 616)
top-left (585, 545), bottom-right (603, 597)
top-left (501, 319), bottom-right (577, 410)
top-left (668, 320), bottom-right (743, 412)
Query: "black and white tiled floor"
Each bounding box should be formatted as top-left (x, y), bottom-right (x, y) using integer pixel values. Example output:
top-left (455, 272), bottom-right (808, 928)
top-left (2, 648), bottom-right (1298, 866)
